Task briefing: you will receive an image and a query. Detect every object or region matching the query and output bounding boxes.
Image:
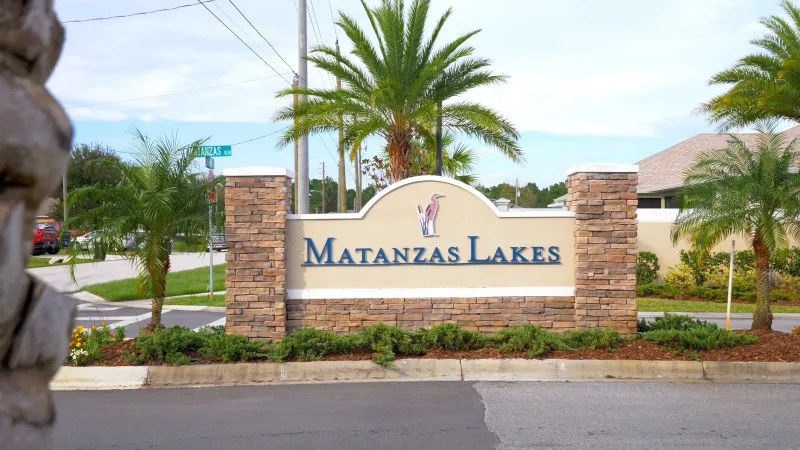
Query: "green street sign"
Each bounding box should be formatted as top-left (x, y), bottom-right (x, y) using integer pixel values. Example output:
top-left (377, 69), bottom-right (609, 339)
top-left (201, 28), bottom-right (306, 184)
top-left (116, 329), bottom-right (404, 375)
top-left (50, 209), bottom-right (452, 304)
top-left (205, 156), bottom-right (214, 170)
top-left (197, 145), bottom-right (232, 157)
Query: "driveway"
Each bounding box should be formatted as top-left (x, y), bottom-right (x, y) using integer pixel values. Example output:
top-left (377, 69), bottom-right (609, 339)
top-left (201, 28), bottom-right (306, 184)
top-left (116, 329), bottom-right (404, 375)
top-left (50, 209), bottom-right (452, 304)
top-left (27, 252), bottom-right (226, 292)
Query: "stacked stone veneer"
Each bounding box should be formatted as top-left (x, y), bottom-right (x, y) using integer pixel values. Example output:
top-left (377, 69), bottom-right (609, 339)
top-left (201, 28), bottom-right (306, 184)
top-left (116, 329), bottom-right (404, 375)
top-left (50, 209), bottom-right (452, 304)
top-left (565, 166), bottom-right (638, 334)
top-left (286, 297), bottom-right (575, 334)
top-left (224, 170), bottom-right (291, 340)
top-left (224, 165), bottom-right (638, 340)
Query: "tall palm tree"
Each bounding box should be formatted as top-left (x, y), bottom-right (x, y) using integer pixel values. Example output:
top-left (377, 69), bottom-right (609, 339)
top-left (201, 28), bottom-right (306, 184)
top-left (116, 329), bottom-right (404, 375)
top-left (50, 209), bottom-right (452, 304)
top-left (68, 130), bottom-right (220, 332)
top-left (700, 0), bottom-right (800, 130)
top-left (672, 120), bottom-right (800, 330)
top-left (406, 133), bottom-right (478, 185)
top-left (274, 0), bottom-right (523, 182)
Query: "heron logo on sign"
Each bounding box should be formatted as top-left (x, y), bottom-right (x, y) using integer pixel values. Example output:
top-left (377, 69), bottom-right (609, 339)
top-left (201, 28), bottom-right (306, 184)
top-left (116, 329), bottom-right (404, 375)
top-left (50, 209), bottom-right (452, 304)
top-left (417, 193), bottom-right (445, 237)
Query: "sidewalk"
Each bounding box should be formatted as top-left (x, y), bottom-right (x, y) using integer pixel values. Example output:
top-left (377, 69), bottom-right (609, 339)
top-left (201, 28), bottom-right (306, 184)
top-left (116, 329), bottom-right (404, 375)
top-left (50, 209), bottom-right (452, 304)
top-left (72, 291), bottom-right (226, 313)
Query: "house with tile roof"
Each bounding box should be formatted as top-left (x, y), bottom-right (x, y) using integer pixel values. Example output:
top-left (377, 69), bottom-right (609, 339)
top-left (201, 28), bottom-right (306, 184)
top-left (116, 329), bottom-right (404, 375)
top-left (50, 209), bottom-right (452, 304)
top-left (635, 125), bottom-right (800, 208)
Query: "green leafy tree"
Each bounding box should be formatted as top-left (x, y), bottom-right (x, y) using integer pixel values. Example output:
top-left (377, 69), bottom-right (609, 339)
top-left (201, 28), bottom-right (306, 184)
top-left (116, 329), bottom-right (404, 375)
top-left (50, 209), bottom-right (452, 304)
top-left (700, 0), bottom-right (800, 129)
top-left (274, 0), bottom-right (523, 182)
top-left (672, 120), bottom-right (800, 330)
top-left (68, 130), bottom-right (220, 331)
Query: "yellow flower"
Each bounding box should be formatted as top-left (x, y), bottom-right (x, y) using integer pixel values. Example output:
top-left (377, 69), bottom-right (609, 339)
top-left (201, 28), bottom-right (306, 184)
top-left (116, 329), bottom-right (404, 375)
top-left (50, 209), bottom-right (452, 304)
top-left (100, 321), bottom-right (105, 326)
top-left (76, 343), bottom-right (81, 347)
top-left (91, 325), bottom-right (97, 330)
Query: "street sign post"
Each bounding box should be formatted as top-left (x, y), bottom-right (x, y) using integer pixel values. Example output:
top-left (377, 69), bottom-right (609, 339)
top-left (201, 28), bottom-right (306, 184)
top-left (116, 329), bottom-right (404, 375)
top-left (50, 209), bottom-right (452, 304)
top-left (205, 156), bottom-right (214, 170)
top-left (197, 145), bottom-right (232, 157)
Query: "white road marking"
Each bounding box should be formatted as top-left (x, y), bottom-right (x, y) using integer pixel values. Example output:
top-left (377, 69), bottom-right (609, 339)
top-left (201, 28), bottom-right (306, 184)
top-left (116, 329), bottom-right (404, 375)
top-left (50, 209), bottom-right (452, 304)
top-left (193, 317), bottom-right (226, 331)
top-left (77, 304), bottom-right (121, 311)
top-left (75, 313), bottom-right (152, 328)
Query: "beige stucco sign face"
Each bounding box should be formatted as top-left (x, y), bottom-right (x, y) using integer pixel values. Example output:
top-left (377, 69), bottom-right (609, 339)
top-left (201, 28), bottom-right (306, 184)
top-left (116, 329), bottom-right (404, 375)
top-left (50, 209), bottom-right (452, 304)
top-left (285, 176), bottom-right (576, 290)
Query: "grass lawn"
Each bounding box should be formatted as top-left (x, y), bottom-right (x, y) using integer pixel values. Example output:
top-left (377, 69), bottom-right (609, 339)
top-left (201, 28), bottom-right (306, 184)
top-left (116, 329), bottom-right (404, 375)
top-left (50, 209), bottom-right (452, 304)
top-left (83, 264), bottom-right (226, 301)
top-left (165, 294), bottom-right (225, 308)
top-left (638, 298), bottom-right (800, 314)
top-left (26, 257), bottom-right (95, 269)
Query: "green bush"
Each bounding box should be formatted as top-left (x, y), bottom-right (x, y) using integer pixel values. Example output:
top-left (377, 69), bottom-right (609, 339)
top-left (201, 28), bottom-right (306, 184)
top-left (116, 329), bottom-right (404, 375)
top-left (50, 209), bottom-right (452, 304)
top-left (636, 252), bottom-right (660, 285)
top-left (415, 323), bottom-right (485, 351)
top-left (359, 323), bottom-right (424, 366)
top-left (680, 249), bottom-right (755, 284)
top-left (128, 326), bottom-right (207, 365)
top-left (488, 324), bottom-right (570, 358)
top-left (776, 274), bottom-right (800, 301)
top-left (561, 328), bottom-right (620, 350)
top-left (659, 284), bottom-right (684, 299)
top-left (769, 289), bottom-right (790, 302)
top-left (636, 283), bottom-right (663, 297)
top-left (770, 247), bottom-right (800, 276)
top-left (638, 313), bottom-right (709, 332)
top-left (200, 330), bottom-right (269, 362)
top-left (640, 325), bottom-right (758, 351)
top-left (267, 327), bottom-right (353, 362)
top-left (663, 264), bottom-right (696, 292)
top-left (688, 285), bottom-right (725, 302)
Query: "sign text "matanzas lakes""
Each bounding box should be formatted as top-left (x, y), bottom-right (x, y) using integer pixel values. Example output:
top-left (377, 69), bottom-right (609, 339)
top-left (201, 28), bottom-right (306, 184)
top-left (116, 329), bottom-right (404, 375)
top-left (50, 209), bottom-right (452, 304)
top-left (303, 236), bottom-right (561, 266)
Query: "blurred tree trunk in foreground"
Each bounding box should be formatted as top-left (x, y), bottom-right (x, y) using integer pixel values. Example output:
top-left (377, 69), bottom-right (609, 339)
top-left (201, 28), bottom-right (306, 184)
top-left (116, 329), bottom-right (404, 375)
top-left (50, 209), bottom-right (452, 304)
top-left (0, 1), bottom-right (76, 448)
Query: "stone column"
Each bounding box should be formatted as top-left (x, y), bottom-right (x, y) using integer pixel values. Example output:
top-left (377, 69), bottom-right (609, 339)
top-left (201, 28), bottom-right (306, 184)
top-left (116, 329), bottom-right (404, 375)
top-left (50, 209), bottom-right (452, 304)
top-left (566, 164), bottom-right (638, 334)
top-left (223, 167), bottom-right (293, 341)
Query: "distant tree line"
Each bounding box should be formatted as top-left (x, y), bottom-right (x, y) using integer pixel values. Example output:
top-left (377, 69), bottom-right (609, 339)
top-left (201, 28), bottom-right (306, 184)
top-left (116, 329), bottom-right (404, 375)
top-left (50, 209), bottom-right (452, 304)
top-left (475, 181), bottom-right (567, 208)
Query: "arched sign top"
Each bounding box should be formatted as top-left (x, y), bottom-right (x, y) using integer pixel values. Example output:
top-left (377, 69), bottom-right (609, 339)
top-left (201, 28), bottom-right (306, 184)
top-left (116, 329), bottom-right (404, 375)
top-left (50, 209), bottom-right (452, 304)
top-left (287, 175), bottom-right (574, 220)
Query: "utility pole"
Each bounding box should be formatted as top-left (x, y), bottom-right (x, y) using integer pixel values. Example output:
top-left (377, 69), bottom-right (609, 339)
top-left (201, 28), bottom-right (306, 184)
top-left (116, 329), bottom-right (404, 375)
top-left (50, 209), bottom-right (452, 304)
top-left (435, 101), bottom-right (442, 176)
top-left (293, 75), bottom-right (299, 213)
top-left (297, 0), bottom-right (310, 213)
top-left (355, 145), bottom-right (363, 211)
top-left (321, 162), bottom-right (326, 214)
top-left (62, 173), bottom-right (67, 229)
top-left (336, 40), bottom-right (347, 213)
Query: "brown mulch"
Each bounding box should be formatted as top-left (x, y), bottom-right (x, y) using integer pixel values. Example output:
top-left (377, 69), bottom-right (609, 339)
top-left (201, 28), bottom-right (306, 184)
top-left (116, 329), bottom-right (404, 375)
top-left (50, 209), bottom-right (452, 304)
top-left (71, 331), bottom-right (800, 367)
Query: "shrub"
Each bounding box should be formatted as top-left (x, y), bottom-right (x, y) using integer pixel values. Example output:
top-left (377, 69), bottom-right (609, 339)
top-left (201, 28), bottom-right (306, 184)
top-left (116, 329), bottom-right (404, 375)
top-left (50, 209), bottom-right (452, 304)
top-left (115, 326), bottom-right (126, 343)
top-left (769, 289), bottom-right (790, 302)
top-left (267, 328), bottom-right (352, 362)
top-left (659, 284), bottom-right (684, 299)
top-left (488, 324), bottom-right (570, 358)
top-left (128, 326), bottom-right (207, 365)
top-left (415, 323), bottom-right (485, 351)
top-left (359, 323), bottom-right (422, 366)
top-left (771, 247), bottom-right (800, 276)
top-left (638, 313), bottom-right (710, 332)
top-left (663, 264), bottom-right (696, 292)
top-left (640, 325), bottom-right (758, 351)
top-left (199, 330), bottom-right (269, 362)
top-left (688, 285), bottom-right (725, 302)
top-left (636, 283), bottom-right (663, 297)
top-left (705, 264), bottom-right (756, 292)
top-left (561, 328), bottom-right (620, 350)
top-left (636, 252), bottom-right (660, 285)
top-left (776, 274), bottom-right (800, 301)
top-left (680, 249), bottom-right (755, 284)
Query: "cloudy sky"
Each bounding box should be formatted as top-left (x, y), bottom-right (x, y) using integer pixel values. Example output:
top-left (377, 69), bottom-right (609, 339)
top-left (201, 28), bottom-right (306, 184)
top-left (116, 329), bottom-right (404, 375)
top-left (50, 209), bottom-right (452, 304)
top-left (51, 0), bottom-right (786, 187)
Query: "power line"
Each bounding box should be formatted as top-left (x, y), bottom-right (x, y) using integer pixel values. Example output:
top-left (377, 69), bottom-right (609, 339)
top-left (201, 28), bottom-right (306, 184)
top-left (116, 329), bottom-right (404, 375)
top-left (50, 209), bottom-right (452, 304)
top-left (64, 73), bottom-right (292, 110)
top-left (62, 1), bottom-right (216, 24)
top-left (231, 127), bottom-right (289, 146)
top-left (197, 0), bottom-right (291, 85)
top-left (227, 0), bottom-right (296, 75)
top-left (210, 2), bottom-right (286, 73)
top-left (327, 0), bottom-right (339, 41)
top-left (308, 0), bottom-right (336, 89)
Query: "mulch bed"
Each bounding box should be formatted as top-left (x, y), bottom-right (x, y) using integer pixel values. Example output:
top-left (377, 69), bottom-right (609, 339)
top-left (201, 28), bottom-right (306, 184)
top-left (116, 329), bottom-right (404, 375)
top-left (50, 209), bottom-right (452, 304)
top-left (73, 331), bottom-right (800, 366)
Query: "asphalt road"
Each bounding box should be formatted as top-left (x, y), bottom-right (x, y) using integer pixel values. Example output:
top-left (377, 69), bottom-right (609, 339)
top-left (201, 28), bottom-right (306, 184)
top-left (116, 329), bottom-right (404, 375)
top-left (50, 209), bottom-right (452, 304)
top-left (54, 382), bottom-right (800, 449)
top-left (75, 301), bottom-right (224, 337)
top-left (27, 252), bottom-right (226, 292)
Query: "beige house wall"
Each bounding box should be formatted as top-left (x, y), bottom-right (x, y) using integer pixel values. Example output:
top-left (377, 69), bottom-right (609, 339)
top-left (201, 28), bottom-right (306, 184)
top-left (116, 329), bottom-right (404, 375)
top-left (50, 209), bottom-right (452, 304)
top-left (286, 179), bottom-right (575, 290)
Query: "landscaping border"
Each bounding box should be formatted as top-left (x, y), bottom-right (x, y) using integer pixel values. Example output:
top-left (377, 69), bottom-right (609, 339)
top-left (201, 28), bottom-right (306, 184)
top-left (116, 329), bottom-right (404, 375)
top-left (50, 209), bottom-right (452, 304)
top-left (51, 359), bottom-right (800, 390)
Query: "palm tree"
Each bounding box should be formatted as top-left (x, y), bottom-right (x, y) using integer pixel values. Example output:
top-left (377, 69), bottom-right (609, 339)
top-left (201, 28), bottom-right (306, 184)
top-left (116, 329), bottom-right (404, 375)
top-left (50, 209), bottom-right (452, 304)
top-left (700, 0), bottom-right (800, 130)
top-left (406, 133), bottom-right (478, 185)
top-left (672, 120), bottom-right (800, 330)
top-left (274, 0), bottom-right (523, 182)
top-left (68, 130), bottom-right (220, 332)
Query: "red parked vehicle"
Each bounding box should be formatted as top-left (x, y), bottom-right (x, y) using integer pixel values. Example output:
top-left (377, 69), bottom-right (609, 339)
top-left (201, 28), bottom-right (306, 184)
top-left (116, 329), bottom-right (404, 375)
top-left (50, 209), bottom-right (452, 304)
top-left (32, 223), bottom-right (60, 255)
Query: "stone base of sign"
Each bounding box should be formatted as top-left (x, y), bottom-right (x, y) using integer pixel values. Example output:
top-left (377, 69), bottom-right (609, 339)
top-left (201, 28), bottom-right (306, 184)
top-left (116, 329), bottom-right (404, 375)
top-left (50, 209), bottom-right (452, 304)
top-left (285, 297), bottom-right (576, 334)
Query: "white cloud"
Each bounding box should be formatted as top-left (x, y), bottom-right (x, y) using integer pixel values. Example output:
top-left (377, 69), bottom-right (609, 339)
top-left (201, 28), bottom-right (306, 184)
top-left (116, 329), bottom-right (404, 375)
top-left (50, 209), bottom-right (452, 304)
top-left (51, 0), bottom-right (783, 137)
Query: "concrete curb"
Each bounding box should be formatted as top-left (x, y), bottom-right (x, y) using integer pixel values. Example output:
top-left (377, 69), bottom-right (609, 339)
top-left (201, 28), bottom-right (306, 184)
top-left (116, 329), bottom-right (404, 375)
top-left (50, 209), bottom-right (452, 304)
top-left (51, 359), bottom-right (800, 390)
top-left (638, 311), bottom-right (800, 319)
top-left (52, 366), bottom-right (149, 390)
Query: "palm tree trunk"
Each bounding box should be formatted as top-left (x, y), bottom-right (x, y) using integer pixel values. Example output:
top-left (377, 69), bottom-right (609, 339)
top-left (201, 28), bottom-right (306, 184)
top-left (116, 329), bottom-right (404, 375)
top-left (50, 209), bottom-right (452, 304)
top-left (388, 132), bottom-right (412, 182)
top-left (144, 254), bottom-right (171, 332)
top-left (751, 232), bottom-right (773, 330)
